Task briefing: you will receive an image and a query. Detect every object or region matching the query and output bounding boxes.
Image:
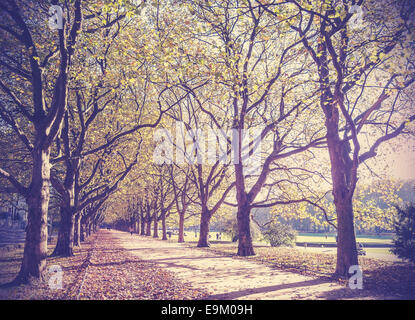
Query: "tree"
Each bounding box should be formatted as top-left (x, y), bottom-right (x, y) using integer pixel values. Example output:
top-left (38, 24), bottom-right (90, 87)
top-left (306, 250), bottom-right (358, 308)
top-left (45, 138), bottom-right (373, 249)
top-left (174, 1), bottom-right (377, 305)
top-left (168, 164), bottom-right (197, 242)
top-left (49, 0), bottom-right (175, 255)
top-left (0, 0), bottom-right (82, 284)
top-left (270, 0), bottom-right (415, 275)
top-left (154, 165), bottom-right (176, 240)
top-left (180, 0), bottom-right (329, 256)
top-left (391, 203), bottom-right (415, 263)
top-left (164, 91), bottom-right (235, 247)
top-left (52, 136), bottom-right (140, 255)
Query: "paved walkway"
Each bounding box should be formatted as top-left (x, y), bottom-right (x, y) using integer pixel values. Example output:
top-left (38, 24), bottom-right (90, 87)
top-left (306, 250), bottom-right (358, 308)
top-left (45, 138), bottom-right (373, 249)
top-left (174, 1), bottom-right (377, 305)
top-left (112, 230), bottom-right (367, 300)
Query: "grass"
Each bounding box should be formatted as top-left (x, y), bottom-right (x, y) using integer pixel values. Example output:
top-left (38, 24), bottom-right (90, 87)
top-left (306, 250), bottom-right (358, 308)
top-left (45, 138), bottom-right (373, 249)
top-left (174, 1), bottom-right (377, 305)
top-left (178, 231), bottom-right (233, 243)
top-left (296, 233), bottom-right (393, 245)
top-left (365, 248), bottom-right (394, 255)
top-left (165, 230), bottom-right (398, 267)
top-left (171, 231), bottom-right (394, 245)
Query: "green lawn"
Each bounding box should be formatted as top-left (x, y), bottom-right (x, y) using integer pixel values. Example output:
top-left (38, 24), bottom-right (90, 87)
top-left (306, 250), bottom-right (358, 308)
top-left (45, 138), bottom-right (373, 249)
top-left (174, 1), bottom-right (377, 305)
top-left (296, 233), bottom-right (393, 245)
top-left (364, 248), bottom-right (394, 255)
top-left (174, 231), bottom-right (394, 246)
top-left (176, 231), bottom-right (233, 243)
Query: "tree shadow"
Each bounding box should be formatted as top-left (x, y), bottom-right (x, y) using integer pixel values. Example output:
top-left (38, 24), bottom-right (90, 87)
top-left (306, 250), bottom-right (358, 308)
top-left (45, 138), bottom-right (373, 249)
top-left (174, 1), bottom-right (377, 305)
top-left (204, 278), bottom-right (333, 300)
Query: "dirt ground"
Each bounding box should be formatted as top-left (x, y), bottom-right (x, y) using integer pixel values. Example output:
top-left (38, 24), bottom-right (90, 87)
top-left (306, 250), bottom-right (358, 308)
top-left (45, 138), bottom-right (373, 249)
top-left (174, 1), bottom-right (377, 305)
top-left (113, 230), bottom-right (386, 300)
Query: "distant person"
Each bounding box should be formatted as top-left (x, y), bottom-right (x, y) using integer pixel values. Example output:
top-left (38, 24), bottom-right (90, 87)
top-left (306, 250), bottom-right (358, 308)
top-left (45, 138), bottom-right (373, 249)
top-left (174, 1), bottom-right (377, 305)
top-left (129, 227), bottom-right (133, 235)
top-left (216, 233), bottom-right (219, 240)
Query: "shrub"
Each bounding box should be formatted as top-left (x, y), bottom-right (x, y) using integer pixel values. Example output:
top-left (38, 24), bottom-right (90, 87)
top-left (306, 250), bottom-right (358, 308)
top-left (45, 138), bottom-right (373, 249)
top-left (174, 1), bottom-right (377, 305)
top-left (221, 215), bottom-right (262, 242)
top-left (391, 203), bottom-right (415, 263)
top-left (262, 223), bottom-right (297, 247)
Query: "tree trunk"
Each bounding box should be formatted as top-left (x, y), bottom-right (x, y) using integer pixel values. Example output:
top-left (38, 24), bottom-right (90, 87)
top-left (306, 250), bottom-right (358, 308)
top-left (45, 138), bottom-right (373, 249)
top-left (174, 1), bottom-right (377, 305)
top-left (233, 136), bottom-right (255, 256)
top-left (15, 148), bottom-right (50, 284)
top-left (153, 213), bottom-right (159, 238)
top-left (140, 214), bottom-right (146, 235)
top-left (326, 114), bottom-right (359, 276)
top-left (237, 203), bottom-right (255, 256)
top-left (161, 210), bottom-right (167, 240)
top-left (85, 221), bottom-right (90, 238)
top-left (145, 217), bottom-right (152, 236)
top-left (52, 206), bottom-right (75, 257)
top-left (197, 208), bottom-right (211, 247)
top-left (178, 211), bottom-right (185, 243)
top-left (80, 221), bottom-right (86, 242)
top-left (73, 213), bottom-right (81, 247)
top-left (334, 199), bottom-right (358, 276)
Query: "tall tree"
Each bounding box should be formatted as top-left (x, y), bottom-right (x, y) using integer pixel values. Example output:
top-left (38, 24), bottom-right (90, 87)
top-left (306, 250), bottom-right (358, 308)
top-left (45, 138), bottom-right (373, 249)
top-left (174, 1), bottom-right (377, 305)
top-left (168, 164), bottom-right (197, 243)
top-left (49, 0), bottom-right (172, 256)
top-left (179, 0), bottom-right (327, 255)
top-left (0, 0), bottom-right (82, 283)
top-left (265, 0), bottom-right (415, 275)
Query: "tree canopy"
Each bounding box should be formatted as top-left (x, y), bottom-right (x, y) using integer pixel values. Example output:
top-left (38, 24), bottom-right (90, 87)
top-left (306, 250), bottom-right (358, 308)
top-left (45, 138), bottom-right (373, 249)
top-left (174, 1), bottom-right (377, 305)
top-left (0, 0), bottom-right (414, 282)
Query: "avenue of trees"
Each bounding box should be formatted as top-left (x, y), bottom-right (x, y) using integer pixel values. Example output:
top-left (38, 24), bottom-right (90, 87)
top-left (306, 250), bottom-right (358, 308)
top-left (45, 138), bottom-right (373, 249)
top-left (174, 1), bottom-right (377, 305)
top-left (0, 0), bottom-right (414, 285)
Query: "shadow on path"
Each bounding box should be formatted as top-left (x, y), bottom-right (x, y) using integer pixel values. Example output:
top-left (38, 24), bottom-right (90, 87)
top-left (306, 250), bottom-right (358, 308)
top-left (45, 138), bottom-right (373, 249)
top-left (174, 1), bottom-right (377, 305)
top-left (205, 278), bottom-right (330, 300)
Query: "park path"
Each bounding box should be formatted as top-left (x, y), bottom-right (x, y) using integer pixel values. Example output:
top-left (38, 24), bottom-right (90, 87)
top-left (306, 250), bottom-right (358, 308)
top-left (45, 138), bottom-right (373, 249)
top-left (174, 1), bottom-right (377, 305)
top-left (111, 230), bottom-right (362, 300)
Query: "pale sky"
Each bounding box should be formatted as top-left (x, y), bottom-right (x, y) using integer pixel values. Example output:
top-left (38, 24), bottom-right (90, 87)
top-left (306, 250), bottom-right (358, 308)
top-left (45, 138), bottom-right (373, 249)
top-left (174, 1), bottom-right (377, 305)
top-left (387, 149), bottom-right (415, 180)
top-left (376, 138), bottom-right (415, 181)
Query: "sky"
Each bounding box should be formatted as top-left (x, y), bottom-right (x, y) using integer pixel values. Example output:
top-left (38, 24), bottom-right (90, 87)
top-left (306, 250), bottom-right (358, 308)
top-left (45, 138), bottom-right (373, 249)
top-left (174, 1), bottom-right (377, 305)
top-left (375, 137), bottom-right (415, 181)
top-left (387, 148), bottom-right (415, 180)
